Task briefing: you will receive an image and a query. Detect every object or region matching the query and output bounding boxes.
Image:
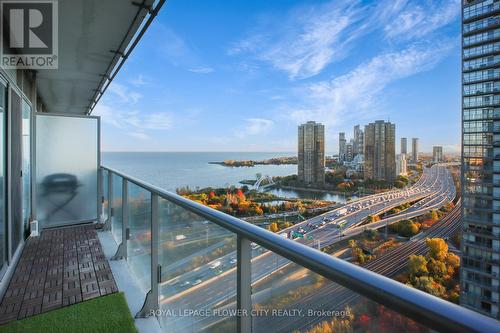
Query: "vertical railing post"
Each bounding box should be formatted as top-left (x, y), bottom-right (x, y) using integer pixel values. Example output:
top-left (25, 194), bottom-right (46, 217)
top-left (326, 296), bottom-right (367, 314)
top-left (136, 192), bottom-right (159, 318)
top-left (103, 170), bottom-right (113, 231)
top-left (112, 178), bottom-right (128, 260)
top-left (237, 236), bottom-right (252, 333)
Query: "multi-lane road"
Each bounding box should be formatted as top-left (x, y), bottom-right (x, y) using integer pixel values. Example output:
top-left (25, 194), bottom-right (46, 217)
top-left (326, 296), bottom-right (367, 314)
top-left (158, 164), bottom-right (456, 332)
top-left (253, 202), bottom-right (462, 333)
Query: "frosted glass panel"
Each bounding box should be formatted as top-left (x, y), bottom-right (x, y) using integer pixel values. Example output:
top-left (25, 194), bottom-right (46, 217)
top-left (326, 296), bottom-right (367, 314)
top-left (36, 115), bottom-right (99, 228)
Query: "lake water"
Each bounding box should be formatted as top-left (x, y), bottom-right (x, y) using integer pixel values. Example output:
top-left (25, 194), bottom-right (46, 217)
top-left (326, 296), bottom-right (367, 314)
top-left (102, 152), bottom-right (350, 202)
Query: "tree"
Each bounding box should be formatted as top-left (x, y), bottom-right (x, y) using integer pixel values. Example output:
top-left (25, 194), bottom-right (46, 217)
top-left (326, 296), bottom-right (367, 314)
top-left (235, 188), bottom-right (246, 202)
top-left (427, 258), bottom-right (447, 280)
top-left (426, 238), bottom-right (448, 261)
top-left (408, 255), bottom-right (428, 278)
top-left (353, 247), bottom-right (366, 264)
top-left (269, 222), bottom-right (279, 233)
top-left (429, 210), bottom-right (439, 221)
top-left (398, 220), bottom-right (419, 237)
top-left (445, 253), bottom-right (460, 276)
top-left (348, 240), bottom-right (357, 248)
top-left (411, 276), bottom-right (445, 298)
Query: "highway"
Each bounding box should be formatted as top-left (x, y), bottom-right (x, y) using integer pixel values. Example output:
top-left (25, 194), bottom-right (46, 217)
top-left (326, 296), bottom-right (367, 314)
top-left (157, 164), bottom-right (456, 332)
top-left (252, 202), bottom-right (462, 333)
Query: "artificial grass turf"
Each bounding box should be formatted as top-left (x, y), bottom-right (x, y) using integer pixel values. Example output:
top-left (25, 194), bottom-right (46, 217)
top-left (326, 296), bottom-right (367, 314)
top-left (0, 292), bottom-right (137, 333)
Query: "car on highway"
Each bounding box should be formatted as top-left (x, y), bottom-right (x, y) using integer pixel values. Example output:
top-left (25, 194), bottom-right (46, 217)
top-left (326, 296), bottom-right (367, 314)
top-left (210, 260), bottom-right (221, 269)
top-left (193, 279), bottom-right (202, 286)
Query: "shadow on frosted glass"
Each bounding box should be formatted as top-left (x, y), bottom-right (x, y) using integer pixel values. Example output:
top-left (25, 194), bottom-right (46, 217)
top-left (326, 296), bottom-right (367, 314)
top-left (157, 198), bottom-right (236, 333)
top-left (111, 174), bottom-right (123, 244)
top-left (35, 115), bottom-right (98, 228)
top-left (250, 250), bottom-right (431, 333)
top-left (102, 170), bottom-right (108, 221)
top-left (127, 183), bottom-right (151, 292)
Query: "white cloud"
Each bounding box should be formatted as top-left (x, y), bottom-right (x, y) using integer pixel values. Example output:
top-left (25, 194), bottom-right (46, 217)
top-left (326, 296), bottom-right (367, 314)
top-left (244, 118), bottom-right (274, 135)
top-left (229, 0), bottom-right (459, 80)
top-left (384, 0), bottom-right (460, 40)
top-left (230, 0), bottom-right (368, 80)
top-left (95, 106), bottom-right (173, 131)
top-left (231, 118), bottom-right (274, 139)
top-left (129, 132), bottom-right (150, 140)
top-left (130, 74), bottom-right (148, 86)
top-left (285, 41), bottom-right (456, 127)
top-left (108, 83), bottom-right (142, 104)
top-left (188, 67), bottom-right (215, 74)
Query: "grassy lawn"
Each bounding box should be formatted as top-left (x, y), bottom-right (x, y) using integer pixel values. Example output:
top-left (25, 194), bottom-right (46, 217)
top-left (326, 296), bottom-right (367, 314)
top-left (0, 292), bottom-right (137, 333)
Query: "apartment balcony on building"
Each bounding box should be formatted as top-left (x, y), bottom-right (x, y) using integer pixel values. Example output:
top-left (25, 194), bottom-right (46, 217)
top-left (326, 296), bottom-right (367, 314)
top-left (0, 1), bottom-right (498, 333)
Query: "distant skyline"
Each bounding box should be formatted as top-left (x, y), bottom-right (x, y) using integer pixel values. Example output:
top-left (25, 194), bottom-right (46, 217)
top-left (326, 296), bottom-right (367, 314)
top-left (95, 0), bottom-right (461, 154)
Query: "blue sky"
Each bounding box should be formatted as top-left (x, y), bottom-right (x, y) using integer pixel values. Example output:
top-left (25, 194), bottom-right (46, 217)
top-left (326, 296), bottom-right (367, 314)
top-left (95, 0), bottom-right (461, 154)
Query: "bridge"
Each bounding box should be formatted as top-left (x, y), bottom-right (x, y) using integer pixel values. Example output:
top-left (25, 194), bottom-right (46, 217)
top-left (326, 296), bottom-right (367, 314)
top-left (253, 175), bottom-right (275, 190)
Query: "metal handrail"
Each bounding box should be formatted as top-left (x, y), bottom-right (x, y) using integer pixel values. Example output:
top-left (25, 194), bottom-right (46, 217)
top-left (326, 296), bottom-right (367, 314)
top-left (101, 165), bottom-right (500, 333)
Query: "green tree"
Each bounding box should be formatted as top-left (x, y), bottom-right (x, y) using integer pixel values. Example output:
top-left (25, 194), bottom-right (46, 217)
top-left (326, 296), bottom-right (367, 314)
top-left (411, 276), bottom-right (446, 298)
top-left (427, 258), bottom-right (447, 280)
top-left (408, 255), bottom-right (428, 278)
top-left (398, 220), bottom-right (419, 237)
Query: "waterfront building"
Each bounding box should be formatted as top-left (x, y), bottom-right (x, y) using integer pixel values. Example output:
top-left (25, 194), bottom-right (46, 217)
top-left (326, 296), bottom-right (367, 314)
top-left (433, 146), bottom-right (444, 163)
top-left (354, 125), bottom-right (364, 156)
top-left (298, 121), bottom-right (325, 185)
top-left (396, 154), bottom-right (407, 176)
top-left (412, 138), bottom-right (419, 162)
top-left (401, 137), bottom-right (408, 155)
top-left (461, 0), bottom-right (500, 319)
top-left (364, 120), bottom-right (396, 182)
top-left (346, 140), bottom-right (354, 162)
top-left (339, 132), bottom-right (346, 162)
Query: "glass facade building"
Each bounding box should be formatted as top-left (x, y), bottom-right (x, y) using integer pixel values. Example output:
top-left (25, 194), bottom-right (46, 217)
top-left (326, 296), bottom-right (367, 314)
top-left (462, 0), bottom-right (500, 319)
top-left (298, 121), bottom-right (325, 185)
top-left (363, 120), bottom-right (396, 182)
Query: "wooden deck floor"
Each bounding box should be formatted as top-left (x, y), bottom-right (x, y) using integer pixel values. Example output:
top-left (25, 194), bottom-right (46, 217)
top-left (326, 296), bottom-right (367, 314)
top-left (0, 224), bottom-right (118, 325)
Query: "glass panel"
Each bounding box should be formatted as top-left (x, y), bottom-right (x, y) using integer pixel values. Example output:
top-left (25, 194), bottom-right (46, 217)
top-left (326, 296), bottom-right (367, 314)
top-left (0, 81), bottom-right (5, 269)
top-left (35, 115), bottom-right (98, 228)
top-left (158, 198), bottom-right (236, 332)
top-left (111, 173), bottom-right (123, 244)
top-left (22, 100), bottom-right (31, 229)
top-left (127, 183), bottom-right (151, 292)
top-left (251, 250), bottom-right (432, 333)
top-left (102, 169), bottom-right (108, 221)
top-left (10, 89), bottom-right (22, 255)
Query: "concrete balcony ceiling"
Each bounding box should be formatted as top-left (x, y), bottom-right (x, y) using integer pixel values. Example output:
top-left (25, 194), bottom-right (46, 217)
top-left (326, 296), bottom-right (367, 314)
top-left (35, 0), bottom-right (155, 115)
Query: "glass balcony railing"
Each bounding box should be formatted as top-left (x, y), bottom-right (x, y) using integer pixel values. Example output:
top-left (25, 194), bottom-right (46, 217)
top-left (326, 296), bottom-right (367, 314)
top-left (100, 165), bottom-right (500, 333)
top-left (464, 2), bottom-right (500, 21)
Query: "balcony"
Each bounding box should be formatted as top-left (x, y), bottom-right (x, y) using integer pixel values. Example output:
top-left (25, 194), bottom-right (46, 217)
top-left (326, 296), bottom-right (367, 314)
top-left (463, 2), bottom-right (500, 23)
top-left (0, 1), bottom-right (498, 333)
top-left (78, 166), bottom-right (498, 333)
